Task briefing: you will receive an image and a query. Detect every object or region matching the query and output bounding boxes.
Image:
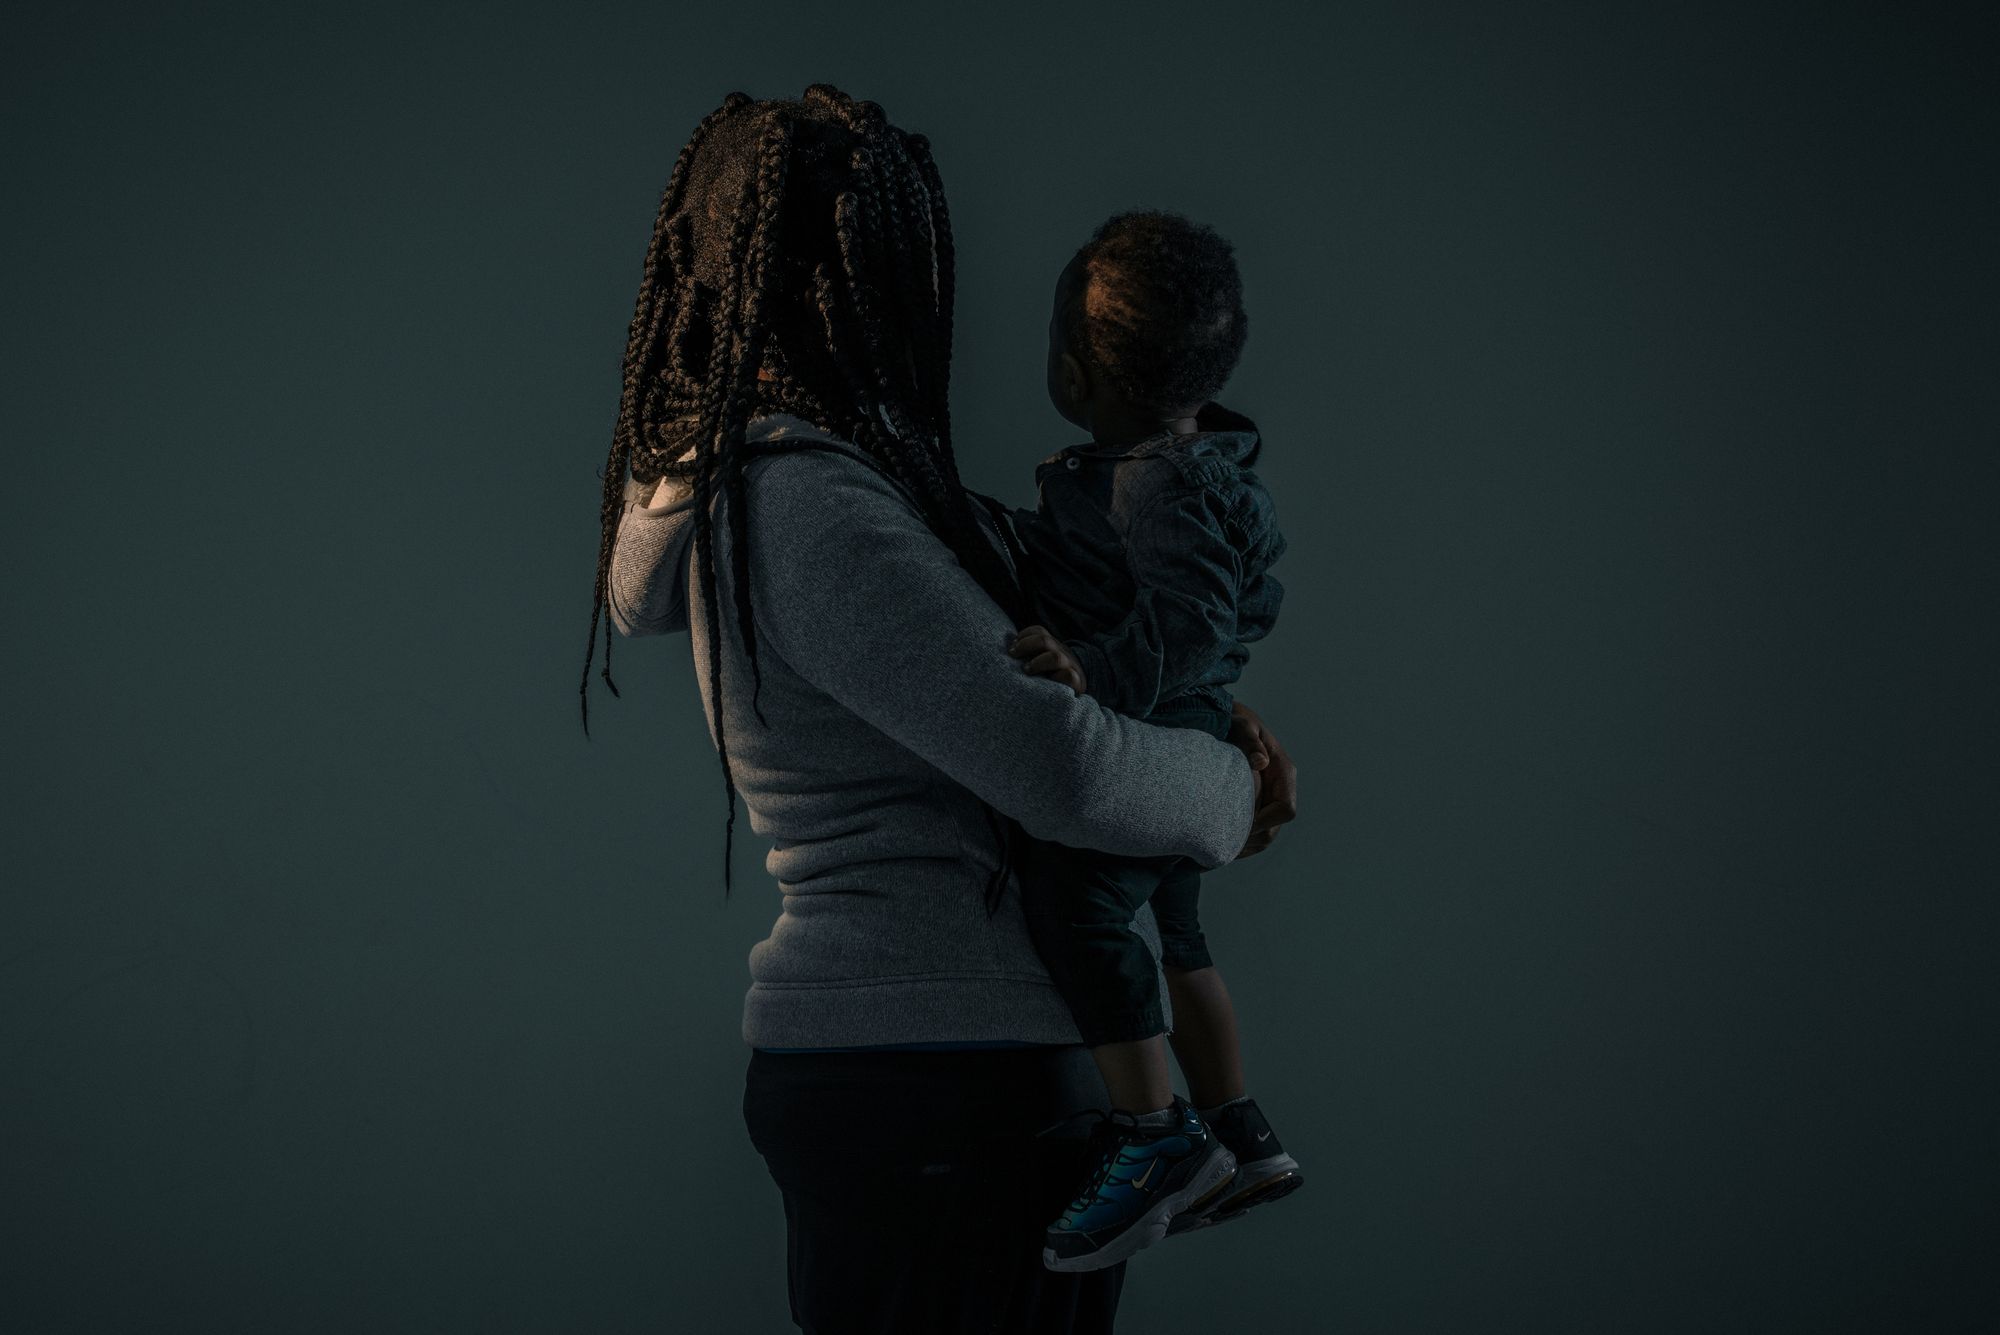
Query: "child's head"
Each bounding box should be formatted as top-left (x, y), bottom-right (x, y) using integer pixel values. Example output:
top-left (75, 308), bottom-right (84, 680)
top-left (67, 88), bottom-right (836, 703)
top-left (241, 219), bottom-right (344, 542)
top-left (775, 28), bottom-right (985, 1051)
top-left (1046, 210), bottom-right (1248, 431)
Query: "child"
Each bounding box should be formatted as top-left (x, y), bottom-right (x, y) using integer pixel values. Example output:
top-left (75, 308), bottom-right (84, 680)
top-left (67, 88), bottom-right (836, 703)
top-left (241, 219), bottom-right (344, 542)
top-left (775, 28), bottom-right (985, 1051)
top-left (1003, 211), bottom-right (1301, 1273)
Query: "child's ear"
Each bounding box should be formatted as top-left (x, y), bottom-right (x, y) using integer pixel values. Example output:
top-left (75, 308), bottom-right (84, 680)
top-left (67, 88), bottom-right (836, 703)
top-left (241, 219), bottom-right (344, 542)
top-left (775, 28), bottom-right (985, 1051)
top-left (1060, 350), bottom-right (1090, 406)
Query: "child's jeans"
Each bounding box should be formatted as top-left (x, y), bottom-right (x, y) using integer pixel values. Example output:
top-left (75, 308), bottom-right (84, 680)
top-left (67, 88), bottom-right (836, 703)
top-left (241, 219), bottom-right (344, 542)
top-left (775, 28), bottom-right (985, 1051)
top-left (1019, 699), bottom-right (1232, 1048)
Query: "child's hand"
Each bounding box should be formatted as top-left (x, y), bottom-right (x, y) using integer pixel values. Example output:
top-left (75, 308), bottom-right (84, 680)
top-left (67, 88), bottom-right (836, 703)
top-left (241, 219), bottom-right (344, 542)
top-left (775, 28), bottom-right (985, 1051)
top-left (1008, 625), bottom-right (1088, 695)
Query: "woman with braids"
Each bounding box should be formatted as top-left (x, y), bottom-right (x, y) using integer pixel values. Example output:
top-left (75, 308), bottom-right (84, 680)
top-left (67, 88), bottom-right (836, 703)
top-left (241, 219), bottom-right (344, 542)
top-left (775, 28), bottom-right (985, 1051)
top-left (579, 87), bottom-right (1297, 1334)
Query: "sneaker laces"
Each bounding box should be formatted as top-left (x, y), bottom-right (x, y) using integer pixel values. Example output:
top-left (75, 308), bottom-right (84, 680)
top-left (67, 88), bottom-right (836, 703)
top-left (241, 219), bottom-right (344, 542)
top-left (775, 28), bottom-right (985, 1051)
top-left (1035, 1107), bottom-right (1147, 1218)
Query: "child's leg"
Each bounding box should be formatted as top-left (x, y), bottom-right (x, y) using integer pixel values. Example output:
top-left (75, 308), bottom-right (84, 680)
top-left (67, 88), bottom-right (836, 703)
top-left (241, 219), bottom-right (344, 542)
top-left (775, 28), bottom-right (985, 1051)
top-left (1018, 837), bottom-right (1180, 1113)
top-left (1148, 844), bottom-right (1306, 1237)
top-left (1020, 839), bottom-right (1244, 1270)
top-left (1090, 1035), bottom-right (1174, 1116)
top-left (1163, 966), bottom-right (1246, 1109)
top-left (1149, 865), bottom-right (1247, 1108)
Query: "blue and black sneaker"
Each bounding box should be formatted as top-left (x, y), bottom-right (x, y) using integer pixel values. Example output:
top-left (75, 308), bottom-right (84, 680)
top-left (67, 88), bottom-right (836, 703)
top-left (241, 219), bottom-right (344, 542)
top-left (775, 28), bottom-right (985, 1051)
top-left (1164, 1097), bottom-right (1303, 1236)
top-left (1042, 1097), bottom-right (1239, 1272)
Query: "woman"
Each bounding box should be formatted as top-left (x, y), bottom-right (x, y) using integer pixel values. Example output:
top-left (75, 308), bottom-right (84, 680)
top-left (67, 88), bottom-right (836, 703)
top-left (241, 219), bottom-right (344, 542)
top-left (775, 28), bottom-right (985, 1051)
top-left (578, 87), bottom-right (1298, 1334)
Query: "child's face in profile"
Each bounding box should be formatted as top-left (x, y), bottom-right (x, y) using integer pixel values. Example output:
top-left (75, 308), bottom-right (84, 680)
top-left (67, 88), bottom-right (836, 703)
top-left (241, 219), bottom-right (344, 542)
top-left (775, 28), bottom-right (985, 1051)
top-left (1046, 254), bottom-right (1091, 431)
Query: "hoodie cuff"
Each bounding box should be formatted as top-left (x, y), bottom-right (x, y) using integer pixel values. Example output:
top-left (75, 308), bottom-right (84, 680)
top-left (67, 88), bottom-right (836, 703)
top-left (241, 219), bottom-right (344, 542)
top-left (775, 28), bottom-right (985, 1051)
top-left (621, 479), bottom-right (695, 520)
top-left (1064, 638), bottom-right (1118, 711)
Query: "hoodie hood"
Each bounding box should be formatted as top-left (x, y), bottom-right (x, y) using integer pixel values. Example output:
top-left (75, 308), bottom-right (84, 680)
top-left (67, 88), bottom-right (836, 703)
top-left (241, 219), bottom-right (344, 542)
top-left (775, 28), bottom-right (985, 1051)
top-left (1057, 401), bottom-right (1263, 471)
top-left (605, 414), bottom-right (886, 638)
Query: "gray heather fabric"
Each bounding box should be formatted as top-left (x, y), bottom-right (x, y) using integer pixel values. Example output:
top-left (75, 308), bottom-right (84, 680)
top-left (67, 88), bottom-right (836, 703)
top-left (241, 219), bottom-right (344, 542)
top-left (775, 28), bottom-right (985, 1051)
top-left (607, 415), bottom-right (1256, 1048)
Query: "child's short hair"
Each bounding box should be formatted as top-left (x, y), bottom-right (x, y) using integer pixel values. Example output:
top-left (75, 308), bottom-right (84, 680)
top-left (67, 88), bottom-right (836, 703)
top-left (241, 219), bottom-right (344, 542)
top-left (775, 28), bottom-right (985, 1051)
top-left (1062, 210), bottom-right (1249, 413)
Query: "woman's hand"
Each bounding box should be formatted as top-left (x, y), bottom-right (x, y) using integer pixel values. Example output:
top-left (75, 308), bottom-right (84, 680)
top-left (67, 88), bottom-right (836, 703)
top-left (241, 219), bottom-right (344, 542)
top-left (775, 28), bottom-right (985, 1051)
top-left (1228, 700), bottom-right (1297, 859)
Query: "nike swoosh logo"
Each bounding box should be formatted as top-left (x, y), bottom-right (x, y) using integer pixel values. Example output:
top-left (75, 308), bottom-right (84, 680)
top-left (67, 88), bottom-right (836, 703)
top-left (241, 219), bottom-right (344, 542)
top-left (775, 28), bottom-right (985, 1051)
top-left (1132, 1158), bottom-right (1158, 1190)
top-left (1256, 1131), bottom-right (1272, 1142)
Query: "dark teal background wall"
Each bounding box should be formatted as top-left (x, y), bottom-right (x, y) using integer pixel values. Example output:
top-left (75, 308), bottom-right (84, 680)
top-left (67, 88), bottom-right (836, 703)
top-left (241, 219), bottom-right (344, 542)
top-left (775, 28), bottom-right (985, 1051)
top-left (3, 2), bottom-right (1991, 1331)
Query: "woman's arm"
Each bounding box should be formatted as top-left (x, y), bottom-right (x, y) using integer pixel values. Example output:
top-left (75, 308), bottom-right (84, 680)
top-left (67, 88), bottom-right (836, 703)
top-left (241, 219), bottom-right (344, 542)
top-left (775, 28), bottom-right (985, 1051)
top-left (741, 449), bottom-right (1257, 869)
top-left (605, 474), bottom-right (696, 637)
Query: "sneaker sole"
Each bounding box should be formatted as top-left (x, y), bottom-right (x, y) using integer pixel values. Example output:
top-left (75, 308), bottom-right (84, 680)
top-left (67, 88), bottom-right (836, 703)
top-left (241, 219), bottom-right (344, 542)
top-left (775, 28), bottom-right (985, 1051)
top-left (1166, 1153), bottom-right (1305, 1234)
top-left (1042, 1144), bottom-right (1239, 1273)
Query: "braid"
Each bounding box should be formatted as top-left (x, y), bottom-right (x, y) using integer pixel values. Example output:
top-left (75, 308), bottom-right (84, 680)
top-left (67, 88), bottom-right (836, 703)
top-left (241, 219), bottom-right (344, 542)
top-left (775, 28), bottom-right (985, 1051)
top-left (810, 257), bottom-right (944, 505)
top-left (905, 133), bottom-right (955, 454)
top-left (880, 129), bottom-right (1002, 594)
top-left (579, 93), bottom-right (747, 738)
top-left (720, 117), bottom-right (795, 732)
top-left (585, 87), bottom-right (1035, 908)
top-left (832, 179), bottom-right (950, 507)
top-left (688, 143), bottom-right (764, 895)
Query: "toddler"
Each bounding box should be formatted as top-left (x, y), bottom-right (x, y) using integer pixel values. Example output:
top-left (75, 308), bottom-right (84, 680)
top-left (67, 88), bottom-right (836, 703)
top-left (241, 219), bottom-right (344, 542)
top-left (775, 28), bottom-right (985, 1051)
top-left (1004, 211), bottom-right (1301, 1273)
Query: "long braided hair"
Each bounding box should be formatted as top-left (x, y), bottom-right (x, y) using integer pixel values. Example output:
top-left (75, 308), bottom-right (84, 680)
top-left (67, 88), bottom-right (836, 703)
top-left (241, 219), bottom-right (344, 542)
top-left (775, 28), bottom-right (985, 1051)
top-left (579, 86), bottom-right (1035, 906)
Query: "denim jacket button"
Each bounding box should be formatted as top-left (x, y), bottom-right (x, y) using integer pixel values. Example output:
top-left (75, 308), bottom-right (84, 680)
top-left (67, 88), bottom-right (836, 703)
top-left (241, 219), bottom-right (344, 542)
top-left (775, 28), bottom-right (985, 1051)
top-left (1065, 456), bottom-right (1081, 470)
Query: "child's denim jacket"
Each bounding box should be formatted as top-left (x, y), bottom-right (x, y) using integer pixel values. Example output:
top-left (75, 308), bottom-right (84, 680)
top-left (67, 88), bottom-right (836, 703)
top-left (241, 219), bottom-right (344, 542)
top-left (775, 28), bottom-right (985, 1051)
top-left (1008, 401), bottom-right (1285, 721)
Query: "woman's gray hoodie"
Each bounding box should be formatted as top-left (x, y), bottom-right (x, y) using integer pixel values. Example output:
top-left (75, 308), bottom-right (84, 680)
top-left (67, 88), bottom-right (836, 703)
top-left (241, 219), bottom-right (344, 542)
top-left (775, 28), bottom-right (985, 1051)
top-left (607, 415), bottom-right (1256, 1048)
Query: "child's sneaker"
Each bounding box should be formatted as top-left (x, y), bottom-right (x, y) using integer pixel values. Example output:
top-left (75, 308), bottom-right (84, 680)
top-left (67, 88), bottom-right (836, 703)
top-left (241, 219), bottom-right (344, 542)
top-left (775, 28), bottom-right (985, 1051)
top-left (1042, 1097), bottom-right (1239, 1272)
top-left (1164, 1097), bottom-right (1303, 1235)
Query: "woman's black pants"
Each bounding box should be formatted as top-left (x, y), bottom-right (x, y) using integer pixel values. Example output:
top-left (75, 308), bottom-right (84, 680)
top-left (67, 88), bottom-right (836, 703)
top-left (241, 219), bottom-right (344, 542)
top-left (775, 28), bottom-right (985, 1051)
top-left (743, 1045), bottom-right (1126, 1334)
